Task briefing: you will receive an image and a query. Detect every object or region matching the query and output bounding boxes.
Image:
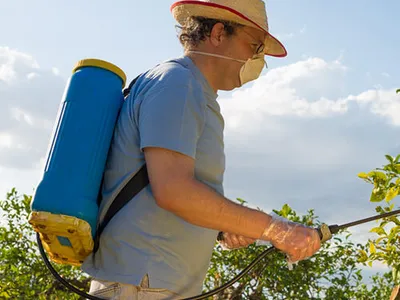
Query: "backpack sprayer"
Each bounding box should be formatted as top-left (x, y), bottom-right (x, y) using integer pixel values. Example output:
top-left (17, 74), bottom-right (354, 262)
top-left (28, 58), bottom-right (400, 299)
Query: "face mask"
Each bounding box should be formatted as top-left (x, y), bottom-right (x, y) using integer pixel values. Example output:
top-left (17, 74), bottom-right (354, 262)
top-left (187, 51), bottom-right (266, 86)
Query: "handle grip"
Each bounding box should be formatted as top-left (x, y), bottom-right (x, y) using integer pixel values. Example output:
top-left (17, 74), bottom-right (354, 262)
top-left (317, 224), bottom-right (340, 243)
top-left (317, 224), bottom-right (332, 243)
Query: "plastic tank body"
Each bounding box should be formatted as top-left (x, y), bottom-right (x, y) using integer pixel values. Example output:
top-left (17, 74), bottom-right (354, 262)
top-left (29, 59), bottom-right (126, 266)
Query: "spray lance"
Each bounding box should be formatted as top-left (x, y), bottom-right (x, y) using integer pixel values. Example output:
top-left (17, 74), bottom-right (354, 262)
top-left (37, 208), bottom-right (400, 300)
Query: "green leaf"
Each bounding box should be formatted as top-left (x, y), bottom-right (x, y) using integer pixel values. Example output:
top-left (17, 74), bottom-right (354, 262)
top-left (281, 204), bottom-right (291, 217)
top-left (370, 188), bottom-right (386, 202)
top-left (396, 89), bottom-right (400, 94)
top-left (385, 187), bottom-right (399, 202)
top-left (369, 242), bottom-right (376, 254)
top-left (357, 172), bottom-right (369, 179)
top-left (375, 236), bottom-right (386, 244)
top-left (236, 198), bottom-right (247, 205)
top-left (372, 171), bottom-right (387, 181)
top-left (370, 226), bottom-right (386, 236)
top-left (385, 155), bottom-right (394, 163)
top-left (357, 249), bottom-right (368, 262)
top-left (388, 226), bottom-right (400, 240)
top-left (388, 216), bottom-right (400, 226)
top-left (392, 265), bottom-right (400, 284)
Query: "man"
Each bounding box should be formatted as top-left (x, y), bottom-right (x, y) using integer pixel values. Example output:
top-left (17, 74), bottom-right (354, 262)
top-left (82, 1), bottom-right (321, 299)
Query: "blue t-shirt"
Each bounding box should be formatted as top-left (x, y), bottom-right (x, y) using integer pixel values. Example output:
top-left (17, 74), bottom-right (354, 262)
top-left (82, 55), bottom-right (226, 298)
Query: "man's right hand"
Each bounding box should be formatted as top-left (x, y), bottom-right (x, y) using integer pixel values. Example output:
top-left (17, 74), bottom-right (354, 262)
top-left (260, 216), bottom-right (321, 263)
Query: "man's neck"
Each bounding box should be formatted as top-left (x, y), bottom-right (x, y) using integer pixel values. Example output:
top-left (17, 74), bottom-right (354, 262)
top-left (185, 52), bottom-right (219, 94)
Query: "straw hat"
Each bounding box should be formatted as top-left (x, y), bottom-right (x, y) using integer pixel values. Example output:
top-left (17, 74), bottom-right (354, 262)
top-left (170, 0), bottom-right (287, 57)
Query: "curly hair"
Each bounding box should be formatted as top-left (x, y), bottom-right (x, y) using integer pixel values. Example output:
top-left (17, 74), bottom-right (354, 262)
top-left (177, 16), bottom-right (244, 49)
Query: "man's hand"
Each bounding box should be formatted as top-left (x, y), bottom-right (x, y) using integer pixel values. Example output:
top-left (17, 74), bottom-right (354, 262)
top-left (260, 215), bottom-right (321, 263)
top-left (218, 232), bottom-right (256, 250)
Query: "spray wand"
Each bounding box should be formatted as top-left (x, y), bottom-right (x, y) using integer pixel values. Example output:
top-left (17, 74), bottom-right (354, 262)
top-left (317, 208), bottom-right (400, 242)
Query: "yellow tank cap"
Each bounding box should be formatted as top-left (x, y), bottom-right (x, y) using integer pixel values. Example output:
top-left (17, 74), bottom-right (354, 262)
top-left (72, 58), bottom-right (127, 87)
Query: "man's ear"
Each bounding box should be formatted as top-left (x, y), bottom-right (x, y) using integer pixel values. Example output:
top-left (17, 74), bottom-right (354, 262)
top-left (209, 23), bottom-right (226, 47)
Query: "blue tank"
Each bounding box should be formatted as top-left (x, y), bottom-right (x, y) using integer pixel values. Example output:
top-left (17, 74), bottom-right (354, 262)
top-left (29, 59), bottom-right (126, 266)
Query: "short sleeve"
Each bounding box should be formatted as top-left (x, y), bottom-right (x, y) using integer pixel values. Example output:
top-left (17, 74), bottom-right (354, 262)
top-left (138, 69), bottom-right (206, 159)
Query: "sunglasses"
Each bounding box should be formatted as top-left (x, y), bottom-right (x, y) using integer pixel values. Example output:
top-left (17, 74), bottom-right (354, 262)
top-left (241, 29), bottom-right (265, 55)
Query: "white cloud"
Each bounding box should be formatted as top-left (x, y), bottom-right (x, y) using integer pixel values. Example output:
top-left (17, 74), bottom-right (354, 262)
top-left (0, 46), bottom-right (65, 171)
top-left (299, 25), bottom-right (307, 34)
top-left (350, 89), bottom-right (400, 125)
top-left (221, 57), bottom-right (350, 132)
top-left (0, 47), bottom-right (39, 83)
top-left (276, 24), bottom-right (307, 41)
top-left (220, 56), bottom-right (400, 224)
top-left (276, 32), bottom-right (295, 41)
top-left (218, 56), bottom-right (399, 280)
top-left (52, 67), bottom-right (60, 76)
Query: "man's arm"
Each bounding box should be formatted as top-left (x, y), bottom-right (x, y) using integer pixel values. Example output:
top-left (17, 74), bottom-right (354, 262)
top-left (144, 146), bottom-right (321, 262)
top-left (136, 71), bottom-right (320, 262)
top-left (144, 146), bottom-right (272, 240)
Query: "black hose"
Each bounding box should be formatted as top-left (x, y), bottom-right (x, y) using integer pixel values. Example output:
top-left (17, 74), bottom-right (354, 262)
top-left (37, 232), bottom-right (276, 299)
top-left (36, 233), bottom-right (102, 300)
top-left (184, 246), bottom-right (276, 300)
top-left (37, 209), bottom-right (400, 298)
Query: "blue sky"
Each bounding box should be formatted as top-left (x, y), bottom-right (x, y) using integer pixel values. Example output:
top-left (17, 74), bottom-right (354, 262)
top-left (1, 0), bottom-right (399, 285)
top-left (1, 0), bottom-right (399, 90)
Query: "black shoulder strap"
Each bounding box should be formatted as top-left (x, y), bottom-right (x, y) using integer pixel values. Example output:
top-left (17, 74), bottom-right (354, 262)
top-left (123, 74), bottom-right (140, 98)
top-left (93, 164), bottom-right (149, 253)
top-left (93, 74), bottom-right (149, 254)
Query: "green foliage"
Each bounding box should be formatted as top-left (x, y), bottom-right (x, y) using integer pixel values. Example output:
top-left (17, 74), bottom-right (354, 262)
top-left (0, 189), bottom-right (396, 299)
top-left (358, 154), bottom-right (400, 285)
top-left (0, 188), bottom-right (90, 299)
top-left (204, 200), bottom-right (394, 299)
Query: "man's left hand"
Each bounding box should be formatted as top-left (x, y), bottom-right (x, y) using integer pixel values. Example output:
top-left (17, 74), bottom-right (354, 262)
top-left (218, 232), bottom-right (256, 250)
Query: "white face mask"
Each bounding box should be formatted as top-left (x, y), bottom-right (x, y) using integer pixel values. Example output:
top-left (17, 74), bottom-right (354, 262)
top-left (187, 51), bottom-right (266, 86)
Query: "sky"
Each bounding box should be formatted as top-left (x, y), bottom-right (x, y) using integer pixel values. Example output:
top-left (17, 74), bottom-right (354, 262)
top-left (1, 0), bottom-right (399, 285)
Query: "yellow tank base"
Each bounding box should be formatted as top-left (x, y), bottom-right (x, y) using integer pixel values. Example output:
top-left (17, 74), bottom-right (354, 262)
top-left (28, 211), bottom-right (94, 266)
